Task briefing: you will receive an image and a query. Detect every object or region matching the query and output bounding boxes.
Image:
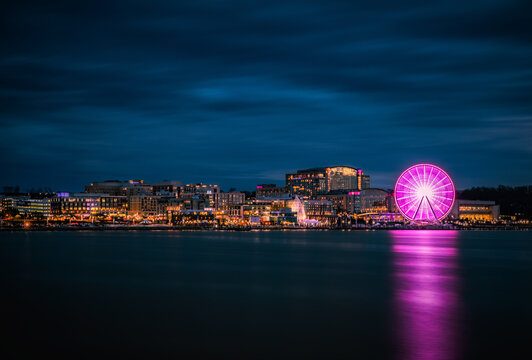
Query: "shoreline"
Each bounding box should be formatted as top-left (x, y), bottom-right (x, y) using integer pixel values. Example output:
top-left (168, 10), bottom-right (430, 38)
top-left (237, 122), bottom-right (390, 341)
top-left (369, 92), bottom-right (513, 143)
top-left (1, 225), bottom-right (529, 232)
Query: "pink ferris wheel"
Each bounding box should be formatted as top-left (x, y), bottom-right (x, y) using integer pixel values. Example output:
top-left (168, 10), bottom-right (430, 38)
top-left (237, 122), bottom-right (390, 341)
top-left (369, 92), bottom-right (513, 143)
top-left (394, 164), bottom-right (455, 222)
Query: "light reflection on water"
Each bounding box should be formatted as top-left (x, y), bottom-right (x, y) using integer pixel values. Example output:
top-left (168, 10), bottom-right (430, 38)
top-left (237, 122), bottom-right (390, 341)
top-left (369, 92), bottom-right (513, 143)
top-left (392, 230), bottom-right (462, 360)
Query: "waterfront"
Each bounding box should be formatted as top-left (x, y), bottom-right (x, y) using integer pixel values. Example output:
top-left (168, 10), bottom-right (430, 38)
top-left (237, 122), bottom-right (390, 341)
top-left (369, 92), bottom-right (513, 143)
top-left (1, 231), bottom-right (531, 359)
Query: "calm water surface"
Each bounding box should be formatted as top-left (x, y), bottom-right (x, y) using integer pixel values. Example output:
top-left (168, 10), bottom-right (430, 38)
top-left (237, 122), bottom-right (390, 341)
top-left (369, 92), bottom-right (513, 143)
top-left (1, 230), bottom-right (531, 359)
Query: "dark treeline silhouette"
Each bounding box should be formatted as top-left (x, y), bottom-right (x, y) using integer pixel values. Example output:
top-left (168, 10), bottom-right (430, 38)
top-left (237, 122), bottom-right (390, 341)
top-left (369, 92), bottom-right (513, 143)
top-left (459, 185), bottom-right (532, 218)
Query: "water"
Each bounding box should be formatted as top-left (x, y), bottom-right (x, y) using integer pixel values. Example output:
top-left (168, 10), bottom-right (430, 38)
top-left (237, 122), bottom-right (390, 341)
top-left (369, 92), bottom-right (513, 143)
top-left (1, 230), bottom-right (531, 359)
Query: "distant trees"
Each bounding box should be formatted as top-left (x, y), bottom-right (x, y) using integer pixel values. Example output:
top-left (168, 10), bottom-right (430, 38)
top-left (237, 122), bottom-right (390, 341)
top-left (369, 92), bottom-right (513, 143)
top-left (2, 185), bottom-right (20, 194)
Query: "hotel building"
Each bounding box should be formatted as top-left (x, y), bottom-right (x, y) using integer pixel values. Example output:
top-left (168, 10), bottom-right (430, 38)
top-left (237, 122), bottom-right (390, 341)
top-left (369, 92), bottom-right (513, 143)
top-left (286, 166), bottom-right (369, 197)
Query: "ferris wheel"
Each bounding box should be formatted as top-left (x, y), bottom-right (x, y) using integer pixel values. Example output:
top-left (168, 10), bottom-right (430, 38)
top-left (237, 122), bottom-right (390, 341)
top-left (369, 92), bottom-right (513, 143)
top-left (394, 164), bottom-right (455, 222)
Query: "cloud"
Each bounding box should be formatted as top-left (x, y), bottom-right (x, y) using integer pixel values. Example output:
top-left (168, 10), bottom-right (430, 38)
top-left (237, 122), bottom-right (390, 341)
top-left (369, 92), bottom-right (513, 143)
top-left (1, 0), bottom-right (532, 190)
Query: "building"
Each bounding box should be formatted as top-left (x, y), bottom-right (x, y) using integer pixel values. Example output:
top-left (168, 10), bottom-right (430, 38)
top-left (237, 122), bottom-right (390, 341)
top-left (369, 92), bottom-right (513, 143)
top-left (359, 188), bottom-right (390, 214)
top-left (256, 184), bottom-right (289, 198)
top-left (51, 193), bottom-right (128, 217)
top-left (302, 199), bottom-right (336, 225)
top-left (450, 200), bottom-right (500, 221)
top-left (178, 184), bottom-right (220, 210)
top-left (316, 190), bottom-right (361, 214)
top-left (129, 195), bottom-right (166, 217)
top-left (286, 166), bottom-right (369, 197)
top-left (15, 198), bottom-right (52, 217)
top-left (214, 192), bottom-right (246, 210)
top-left (214, 191), bottom-right (246, 220)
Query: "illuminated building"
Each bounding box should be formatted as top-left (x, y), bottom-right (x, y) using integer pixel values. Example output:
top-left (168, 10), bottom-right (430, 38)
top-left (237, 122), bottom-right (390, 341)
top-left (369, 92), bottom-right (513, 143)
top-left (15, 198), bottom-right (52, 217)
top-left (178, 184), bottom-right (220, 210)
top-left (241, 203), bottom-right (271, 225)
top-left (129, 195), bottom-right (165, 217)
top-left (316, 190), bottom-right (361, 214)
top-left (256, 184), bottom-right (289, 198)
top-left (214, 192), bottom-right (245, 210)
top-left (302, 199), bottom-right (336, 225)
top-left (360, 189), bottom-right (390, 214)
top-left (286, 166), bottom-right (369, 197)
top-left (450, 200), bottom-right (500, 221)
top-left (51, 193), bottom-right (128, 216)
top-left (168, 209), bottom-right (215, 226)
top-left (269, 208), bottom-right (298, 225)
top-left (213, 191), bottom-right (246, 220)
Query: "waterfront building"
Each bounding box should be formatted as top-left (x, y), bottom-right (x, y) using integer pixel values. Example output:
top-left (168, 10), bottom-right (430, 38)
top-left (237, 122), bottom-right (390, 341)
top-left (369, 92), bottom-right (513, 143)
top-left (15, 198), bottom-right (52, 217)
top-left (302, 199), bottom-right (336, 225)
top-left (2, 197), bottom-right (20, 211)
top-left (51, 193), bottom-right (128, 217)
top-left (316, 190), bottom-right (361, 214)
top-left (256, 184), bottom-right (289, 198)
top-left (269, 208), bottom-right (298, 225)
top-left (359, 188), bottom-right (390, 214)
top-left (241, 202), bottom-right (272, 225)
top-left (168, 209), bottom-right (215, 226)
top-left (129, 195), bottom-right (165, 217)
top-left (213, 191), bottom-right (246, 221)
top-left (286, 166), bottom-right (369, 197)
top-left (450, 200), bottom-right (500, 221)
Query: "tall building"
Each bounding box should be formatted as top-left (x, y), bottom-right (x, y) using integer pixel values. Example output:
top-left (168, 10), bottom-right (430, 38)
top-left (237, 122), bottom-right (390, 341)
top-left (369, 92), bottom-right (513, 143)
top-left (286, 166), bottom-right (369, 197)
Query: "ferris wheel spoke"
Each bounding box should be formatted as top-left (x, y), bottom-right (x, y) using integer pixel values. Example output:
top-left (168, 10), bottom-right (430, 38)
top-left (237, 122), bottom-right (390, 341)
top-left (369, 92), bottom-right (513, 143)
top-left (398, 182), bottom-right (418, 192)
top-left (427, 168), bottom-right (441, 189)
top-left (432, 181), bottom-right (454, 192)
top-left (400, 176), bottom-right (420, 191)
top-left (414, 167), bottom-right (423, 188)
top-left (398, 195), bottom-right (420, 208)
top-left (430, 197), bottom-right (451, 216)
top-left (408, 169), bottom-right (422, 188)
top-left (426, 197), bottom-right (438, 220)
top-left (405, 198), bottom-right (421, 217)
top-left (412, 196), bottom-right (424, 220)
top-left (396, 194), bottom-right (417, 201)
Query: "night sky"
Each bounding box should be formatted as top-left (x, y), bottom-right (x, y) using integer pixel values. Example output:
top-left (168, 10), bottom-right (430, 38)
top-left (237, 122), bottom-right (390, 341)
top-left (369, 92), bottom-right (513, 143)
top-left (2, 0), bottom-right (531, 192)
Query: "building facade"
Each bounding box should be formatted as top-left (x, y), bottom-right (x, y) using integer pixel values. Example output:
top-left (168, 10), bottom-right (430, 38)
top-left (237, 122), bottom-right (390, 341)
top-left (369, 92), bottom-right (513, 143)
top-left (286, 166), bottom-right (369, 197)
top-left (450, 200), bottom-right (500, 221)
top-left (359, 188), bottom-right (390, 214)
top-left (51, 193), bottom-right (128, 216)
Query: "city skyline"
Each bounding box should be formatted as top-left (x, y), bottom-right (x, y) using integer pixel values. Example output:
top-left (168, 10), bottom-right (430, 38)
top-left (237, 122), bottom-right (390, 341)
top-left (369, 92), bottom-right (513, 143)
top-left (2, 1), bottom-right (532, 191)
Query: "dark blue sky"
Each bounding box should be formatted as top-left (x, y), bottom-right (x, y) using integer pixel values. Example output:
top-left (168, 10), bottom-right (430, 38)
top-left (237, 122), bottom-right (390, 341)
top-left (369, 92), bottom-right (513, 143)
top-left (2, 0), bottom-right (531, 191)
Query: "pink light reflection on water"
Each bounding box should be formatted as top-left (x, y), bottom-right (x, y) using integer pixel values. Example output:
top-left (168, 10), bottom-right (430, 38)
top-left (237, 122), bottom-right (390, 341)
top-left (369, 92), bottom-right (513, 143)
top-left (391, 230), bottom-right (462, 360)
